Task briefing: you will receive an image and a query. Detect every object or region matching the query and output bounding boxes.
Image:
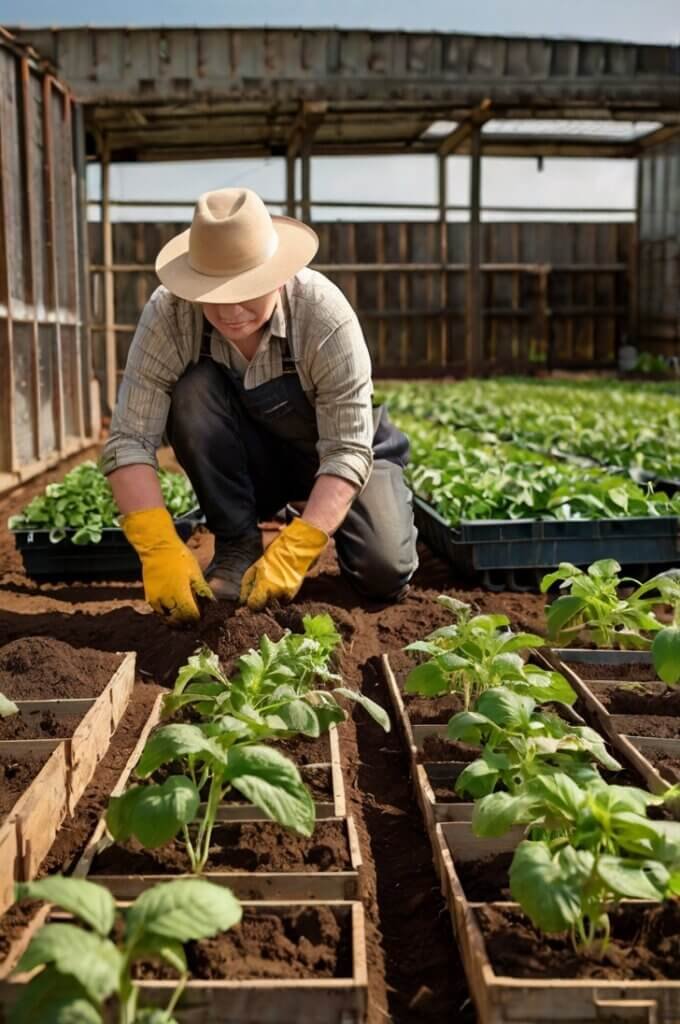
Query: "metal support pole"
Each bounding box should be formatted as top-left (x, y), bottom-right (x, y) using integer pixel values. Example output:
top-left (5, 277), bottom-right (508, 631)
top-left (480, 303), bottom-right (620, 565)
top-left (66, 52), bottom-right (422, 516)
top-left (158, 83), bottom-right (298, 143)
top-left (301, 145), bottom-right (312, 224)
top-left (101, 140), bottom-right (118, 414)
top-left (286, 152), bottom-right (296, 217)
top-left (466, 125), bottom-right (483, 376)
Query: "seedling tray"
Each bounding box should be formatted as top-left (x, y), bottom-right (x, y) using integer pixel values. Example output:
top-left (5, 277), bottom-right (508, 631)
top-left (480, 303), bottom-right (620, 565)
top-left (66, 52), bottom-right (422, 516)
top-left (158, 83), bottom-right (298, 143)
top-left (13, 507), bottom-right (202, 581)
top-left (436, 821), bottom-right (680, 1024)
top-left (414, 496), bottom-right (679, 590)
top-left (0, 900), bottom-right (368, 1024)
top-left (0, 652), bottom-right (135, 918)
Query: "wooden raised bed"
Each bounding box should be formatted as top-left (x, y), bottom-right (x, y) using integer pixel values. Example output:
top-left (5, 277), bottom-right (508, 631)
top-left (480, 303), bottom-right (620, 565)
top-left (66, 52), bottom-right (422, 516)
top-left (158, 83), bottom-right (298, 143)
top-left (73, 698), bottom-right (361, 902)
top-left (0, 900), bottom-right (368, 1024)
top-left (435, 822), bottom-right (680, 1024)
top-left (0, 652), bottom-right (135, 919)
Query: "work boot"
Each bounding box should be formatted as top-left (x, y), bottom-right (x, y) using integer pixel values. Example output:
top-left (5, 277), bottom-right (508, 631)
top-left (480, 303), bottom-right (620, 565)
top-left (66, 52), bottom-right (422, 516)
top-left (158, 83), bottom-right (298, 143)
top-left (205, 531), bottom-right (262, 600)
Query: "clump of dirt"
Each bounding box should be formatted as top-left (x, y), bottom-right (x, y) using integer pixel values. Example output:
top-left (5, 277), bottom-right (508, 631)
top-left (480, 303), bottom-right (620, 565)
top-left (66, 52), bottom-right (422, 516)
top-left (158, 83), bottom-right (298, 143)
top-left (0, 750), bottom-right (51, 820)
top-left (91, 819), bottom-right (351, 876)
top-left (456, 852), bottom-right (513, 902)
top-left (611, 715), bottom-right (680, 739)
top-left (0, 710), bottom-right (82, 741)
top-left (404, 692), bottom-right (464, 724)
top-left (591, 681), bottom-right (680, 717)
top-left (134, 906), bottom-right (351, 981)
top-left (0, 637), bottom-right (121, 699)
top-left (477, 901), bottom-right (680, 980)
top-left (421, 735), bottom-right (479, 763)
top-left (644, 750), bottom-right (680, 784)
top-left (572, 660), bottom-right (658, 683)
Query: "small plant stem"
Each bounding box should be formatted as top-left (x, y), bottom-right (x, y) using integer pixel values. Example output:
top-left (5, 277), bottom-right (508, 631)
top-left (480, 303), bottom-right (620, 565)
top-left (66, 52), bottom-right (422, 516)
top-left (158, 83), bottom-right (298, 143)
top-left (181, 823), bottom-right (199, 874)
top-left (165, 973), bottom-right (188, 1017)
top-left (195, 773), bottom-right (224, 874)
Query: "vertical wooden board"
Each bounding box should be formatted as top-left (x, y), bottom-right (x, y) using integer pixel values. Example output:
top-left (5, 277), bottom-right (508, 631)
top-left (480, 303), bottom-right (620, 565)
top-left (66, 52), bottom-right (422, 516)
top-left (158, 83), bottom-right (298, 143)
top-left (0, 48), bottom-right (27, 304)
top-left (14, 742), bottom-right (70, 883)
top-left (11, 322), bottom-right (36, 465)
top-left (37, 323), bottom-right (58, 456)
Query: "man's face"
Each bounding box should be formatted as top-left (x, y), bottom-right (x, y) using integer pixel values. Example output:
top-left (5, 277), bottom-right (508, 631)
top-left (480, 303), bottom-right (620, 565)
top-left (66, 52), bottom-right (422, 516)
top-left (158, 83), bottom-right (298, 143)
top-left (202, 289), bottom-right (279, 343)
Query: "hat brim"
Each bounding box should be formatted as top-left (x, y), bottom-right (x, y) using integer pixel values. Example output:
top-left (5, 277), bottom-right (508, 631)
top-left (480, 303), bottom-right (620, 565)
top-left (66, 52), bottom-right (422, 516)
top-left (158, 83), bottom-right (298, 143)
top-left (155, 215), bottom-right (319, 303)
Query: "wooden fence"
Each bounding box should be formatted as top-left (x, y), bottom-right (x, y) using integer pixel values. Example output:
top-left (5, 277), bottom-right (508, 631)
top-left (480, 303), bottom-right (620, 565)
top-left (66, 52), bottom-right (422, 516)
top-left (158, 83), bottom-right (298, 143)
top-left (638, 139), bottom-right (680, 356)
top-left (0, 29), bottom-right (93, 493)
top-left (89, 218), bottom-right (633, 400)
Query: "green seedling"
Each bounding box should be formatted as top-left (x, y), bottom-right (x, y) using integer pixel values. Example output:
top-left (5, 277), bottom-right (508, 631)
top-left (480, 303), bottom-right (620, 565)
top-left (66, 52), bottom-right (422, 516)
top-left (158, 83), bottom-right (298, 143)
top-left (107, 725), bottom-right (315, 875)
top-left (10, 875), bottom-right (241, 1024)
top-left (541, 561), bottom-right (680, 650)
top-left (448, 687), bottom-right (621, 799)
top-left (8, 462), bottom-right (196, 544)
top-left (0, 693), bottom-right (18, 718)
top-left (404, 596), bottom-right (575, 711)
top-left (163, 613), bottom-right (390, 736)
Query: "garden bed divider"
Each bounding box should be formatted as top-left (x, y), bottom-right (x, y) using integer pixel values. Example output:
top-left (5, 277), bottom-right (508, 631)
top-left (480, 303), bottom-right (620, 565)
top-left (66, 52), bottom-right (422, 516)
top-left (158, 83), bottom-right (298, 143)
top-left (0, 651), bottom-right (135, 922)
top-left (435, 821), bottom-right (680, 1024)
top-left (0, 900), bottom-right (368, 1024)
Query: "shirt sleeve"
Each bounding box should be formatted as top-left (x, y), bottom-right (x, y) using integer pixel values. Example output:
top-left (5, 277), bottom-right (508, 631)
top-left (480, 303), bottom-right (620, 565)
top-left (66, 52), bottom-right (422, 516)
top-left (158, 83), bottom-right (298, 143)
top-left (310, 314), bottom-right (374, 490)
top-left (99, 288), bottom-right (191, 475)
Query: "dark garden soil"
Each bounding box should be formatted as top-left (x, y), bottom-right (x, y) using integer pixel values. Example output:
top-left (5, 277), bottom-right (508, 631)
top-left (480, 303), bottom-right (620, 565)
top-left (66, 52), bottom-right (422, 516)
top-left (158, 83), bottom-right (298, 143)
top-left (134, 905), bottom-right (352, 981)
top-left (611, 715), bottom-right (680, 739)
top-left (456, 852), bottom-right (514, 902)
top-left (590, 681), bottom-right (680, 717)
top-left (0, 453), bottom-right (550, 1023)
top-left (91, 819), bottom-right (352, 876)
top-left (641, 749), bottom-right (680, 784)
top-left (276, 733), bottom-right (332, 764)
top-left (571, 661), bottom-right (658, 683)
top-left (0, 636), bottom-right (121, 699)
top-left (0, 710), bottom-right (82, 740)
top-left (0, 750), bottom-right (51, 820)
top-left (421, 734), bottom-right (480, 763)
top-left (404, 691), bottom-right (465, 724)
top-left (477, 901), bottom-right (680, 980)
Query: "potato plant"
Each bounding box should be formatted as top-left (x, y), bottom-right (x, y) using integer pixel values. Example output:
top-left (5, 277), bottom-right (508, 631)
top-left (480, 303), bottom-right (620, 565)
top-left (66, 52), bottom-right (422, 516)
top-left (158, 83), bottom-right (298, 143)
top-left (541, 560), bottom-right (680, 652)
top-left (448, 688), bottom-right (621, 799)
top-left (404, 596), bottom-right (575, 710)
top-left (10, 875), bottom-right (241, 1024)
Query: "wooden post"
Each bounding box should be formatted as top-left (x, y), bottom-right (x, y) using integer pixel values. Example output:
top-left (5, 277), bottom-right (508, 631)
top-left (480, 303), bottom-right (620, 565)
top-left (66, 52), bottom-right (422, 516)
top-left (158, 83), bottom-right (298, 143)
top-left (301, 144), bottom-right (312, 224)
top-left (20, 58), bottom-right (43, 460)
top-left (630, 156), bottom-right (642, 348)
top-left (466, 124), bottom-right (483, 376)
top-left (438, 153), bottom-right (448, 367)
top-left (43, 74), bottom-right (66, 455)
top-left (101, 139), bottom-right (117, 414)
top-left (0, 64), bottom-right (16, 475)
top-left (73, 102), bottom-right (94, 440)
top-left (285, 152), bottom-right (296, 217)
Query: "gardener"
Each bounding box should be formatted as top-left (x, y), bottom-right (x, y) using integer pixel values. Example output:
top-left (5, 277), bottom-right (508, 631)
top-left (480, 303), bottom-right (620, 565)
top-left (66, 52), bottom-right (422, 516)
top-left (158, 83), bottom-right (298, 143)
top-left (101, 187), bottom-right (418, 623)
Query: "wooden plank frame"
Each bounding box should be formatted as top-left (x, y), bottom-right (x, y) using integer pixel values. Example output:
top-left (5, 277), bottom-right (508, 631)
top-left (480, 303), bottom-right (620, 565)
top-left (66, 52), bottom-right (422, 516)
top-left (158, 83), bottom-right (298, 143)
top-left (435, 821), bottom-right (680, 1024)
top-left (0, 651), bottom-right (135, 919)
top-left (0, 900), bottom-right (368, 1024)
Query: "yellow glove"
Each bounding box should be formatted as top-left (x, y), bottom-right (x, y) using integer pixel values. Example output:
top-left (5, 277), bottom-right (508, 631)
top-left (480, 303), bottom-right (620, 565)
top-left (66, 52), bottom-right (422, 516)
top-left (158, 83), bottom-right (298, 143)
top-left (122, 507), bottom-right (214, 624)
top-left (239, 517), bottom-right (328, 611)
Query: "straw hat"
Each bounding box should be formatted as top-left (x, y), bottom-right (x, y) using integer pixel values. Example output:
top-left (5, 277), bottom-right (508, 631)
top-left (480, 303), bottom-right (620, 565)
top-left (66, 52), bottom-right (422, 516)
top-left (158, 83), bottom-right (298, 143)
top-left (155, 188), bottom-right (319, 303)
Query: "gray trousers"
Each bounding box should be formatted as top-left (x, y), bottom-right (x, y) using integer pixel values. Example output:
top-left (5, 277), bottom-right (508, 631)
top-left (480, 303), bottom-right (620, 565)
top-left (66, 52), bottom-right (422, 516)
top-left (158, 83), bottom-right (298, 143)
top-left (166, 358), bottom-right (418, 601)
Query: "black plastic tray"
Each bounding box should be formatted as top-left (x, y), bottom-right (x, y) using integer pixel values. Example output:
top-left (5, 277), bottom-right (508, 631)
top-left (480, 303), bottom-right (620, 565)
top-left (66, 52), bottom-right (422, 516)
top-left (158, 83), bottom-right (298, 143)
top-left (12, 508), bottom-right (203, 582)
top-left (414, 497), bottom-right (679, 592)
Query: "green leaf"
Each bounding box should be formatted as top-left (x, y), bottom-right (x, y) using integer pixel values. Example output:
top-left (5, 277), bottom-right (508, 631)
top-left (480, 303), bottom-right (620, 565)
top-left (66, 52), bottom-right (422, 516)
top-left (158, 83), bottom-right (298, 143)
top-left (8, 965), bottom-right (102, 1024)
top-left (540, 563), bottom-right (581, 592)
top-left (596, 855), bottom-right (669, 900)
top-left (447, 709), bottom-right (490, 743)
top-left (404, 660), bottom-right (449, 696)
top-left (135, 724), bottom-right (227, 777)
top-left (546, 595), bottom-right (587, 640)
top-left (274, 698), bottom-right (321, 737)
top-left (455, 758), bottom-right (500, 799)
top-left (15, 924), bottom-right (122, 1004)
top-left (588, 558), bottom-right (621, 580)
top-left (334, 687), bottom-right (391, 732)
top-left (125, 878), bottom-right (242, 948)
top-left (475, 687), bottom-right (536, 731)
top-left (225, 744), bottom-right (316, 836)
top-left (15, 877), bottom-right (116, 938)
top-left (519, 668), bottom-right (576, 706)
top-left (652, 628), bottom-right (680, 686)
top-left (106, 776), bottom-right (200, 848)
top-left (472, 790), bottom-right (534, 837)
top-left (132, 934), bottom-right (187, 975)
top-left (496, 632), bottom-right (546, 653)
top-left (134, 1011), bottom-right (180, 1024)
top-left (0, 692), bottom-right (19, 717)
top-left (510, 841), bottom-right (593, 933)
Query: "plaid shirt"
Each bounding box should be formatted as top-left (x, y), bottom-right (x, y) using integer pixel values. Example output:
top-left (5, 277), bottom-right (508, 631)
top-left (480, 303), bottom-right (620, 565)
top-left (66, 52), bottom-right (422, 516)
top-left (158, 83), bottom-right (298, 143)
top-left (101, 268), bottom-right (375, 488)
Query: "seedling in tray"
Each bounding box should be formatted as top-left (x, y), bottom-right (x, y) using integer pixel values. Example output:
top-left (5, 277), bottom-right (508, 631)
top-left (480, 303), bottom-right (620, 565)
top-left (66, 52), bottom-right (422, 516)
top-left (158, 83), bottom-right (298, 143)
top-left (9, 874), bottom-right (241, 1024)
top-left (163, 613), bottom-right (391, 736)
top-left (472, 771), bottom-right (680, 957)
top-left (403, 596), bottom-right (575, 710)
top-left (541, 560), bottom-right (680, 652)
top-left (448, 688), bottom-right (621, 799)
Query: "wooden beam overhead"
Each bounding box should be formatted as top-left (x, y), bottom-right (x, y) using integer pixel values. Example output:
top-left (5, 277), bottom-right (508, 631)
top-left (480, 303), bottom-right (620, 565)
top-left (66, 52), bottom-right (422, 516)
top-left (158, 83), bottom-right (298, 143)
top-left (634, 123), bottom-right (680, 153)
top-left (438, 99), bottom-right (492, 157)
top-left (286, 100), bottom-right (328, 160)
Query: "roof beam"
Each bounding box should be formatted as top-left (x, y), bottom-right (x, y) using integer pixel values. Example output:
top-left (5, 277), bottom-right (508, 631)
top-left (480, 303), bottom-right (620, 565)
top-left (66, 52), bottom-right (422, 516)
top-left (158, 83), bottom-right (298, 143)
top-left (438, 99), bottom-right (492, 157)
top-left (286, 100), bottom-right (327, 160)
top-left (633, 123), bottom-right (680, 153)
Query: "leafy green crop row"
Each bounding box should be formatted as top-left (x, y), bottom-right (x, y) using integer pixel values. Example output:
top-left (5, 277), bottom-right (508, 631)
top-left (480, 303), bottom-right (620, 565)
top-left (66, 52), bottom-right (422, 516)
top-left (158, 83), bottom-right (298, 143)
top-left (404, 596), bottom-right (680, 957)
top-left (401, 416), bottom-right (680, 524)
top-left (378, 378), bottom-right (680, 480)
top-left (8, 462), bottom-right (197, 544)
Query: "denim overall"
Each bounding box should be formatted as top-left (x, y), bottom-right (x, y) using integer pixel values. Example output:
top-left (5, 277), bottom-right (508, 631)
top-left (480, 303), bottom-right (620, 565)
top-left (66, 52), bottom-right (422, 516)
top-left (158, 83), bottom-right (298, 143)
top-left (165, 317), bottom-right (418, 599)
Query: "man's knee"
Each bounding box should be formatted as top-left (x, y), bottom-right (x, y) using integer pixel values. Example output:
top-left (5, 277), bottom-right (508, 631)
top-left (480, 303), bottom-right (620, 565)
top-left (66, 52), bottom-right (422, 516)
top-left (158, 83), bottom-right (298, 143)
top-left (343, 544), bottom-right (417, 600)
